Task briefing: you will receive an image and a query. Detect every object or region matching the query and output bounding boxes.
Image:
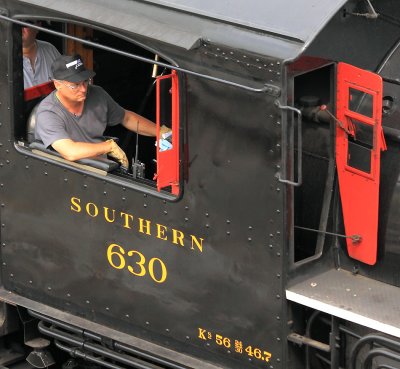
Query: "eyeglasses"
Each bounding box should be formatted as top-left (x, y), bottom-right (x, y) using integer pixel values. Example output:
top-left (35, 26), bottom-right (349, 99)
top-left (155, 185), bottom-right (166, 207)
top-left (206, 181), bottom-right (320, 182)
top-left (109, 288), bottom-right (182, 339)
top-left (55, 79), bottom-right (91, 90)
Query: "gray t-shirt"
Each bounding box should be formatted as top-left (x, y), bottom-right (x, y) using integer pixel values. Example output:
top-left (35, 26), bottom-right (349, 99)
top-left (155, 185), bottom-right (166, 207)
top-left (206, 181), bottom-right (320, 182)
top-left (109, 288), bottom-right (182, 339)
top-left (23, 40), bottom-right (61, 88)
top-left (35, 85), bottom-right (125, 148)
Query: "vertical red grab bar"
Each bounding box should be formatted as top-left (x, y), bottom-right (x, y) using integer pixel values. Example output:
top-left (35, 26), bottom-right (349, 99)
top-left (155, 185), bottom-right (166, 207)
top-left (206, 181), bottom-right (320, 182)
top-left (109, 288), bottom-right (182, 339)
top-left (155, 71), bottom-right (180, 195)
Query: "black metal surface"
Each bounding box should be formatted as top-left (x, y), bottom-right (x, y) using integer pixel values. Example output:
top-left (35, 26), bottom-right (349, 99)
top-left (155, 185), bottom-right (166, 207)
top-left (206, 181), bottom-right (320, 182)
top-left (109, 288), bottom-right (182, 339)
top-left (15, 0), bottom-right (349, 60)
top-left (0, 1), bottom-right (285, 368)
top-left (139, 0), bottom-right (347, 44)
top-left (30, 310), bottom-right (192, 369)
top-left (3, 0), bottom-right (400, 368)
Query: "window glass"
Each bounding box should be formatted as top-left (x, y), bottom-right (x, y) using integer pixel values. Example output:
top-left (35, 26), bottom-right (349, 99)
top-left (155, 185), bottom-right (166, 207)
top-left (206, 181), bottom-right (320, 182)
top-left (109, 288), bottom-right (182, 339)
top-left (347, 119), bottom-right (374, 174)
top-left (348, 88), bottom-right (373, 118)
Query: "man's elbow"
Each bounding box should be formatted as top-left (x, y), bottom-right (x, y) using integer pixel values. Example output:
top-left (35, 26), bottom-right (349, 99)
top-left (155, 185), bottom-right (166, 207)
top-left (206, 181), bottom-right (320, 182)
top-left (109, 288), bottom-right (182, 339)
top-left (52, 140), bottom-right (80, 161)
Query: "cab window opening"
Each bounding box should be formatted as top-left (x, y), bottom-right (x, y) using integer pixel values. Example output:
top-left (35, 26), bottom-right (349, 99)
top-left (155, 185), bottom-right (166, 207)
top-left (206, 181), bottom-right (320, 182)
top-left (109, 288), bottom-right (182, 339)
top-left (14, 19), bottom-right (181, 197)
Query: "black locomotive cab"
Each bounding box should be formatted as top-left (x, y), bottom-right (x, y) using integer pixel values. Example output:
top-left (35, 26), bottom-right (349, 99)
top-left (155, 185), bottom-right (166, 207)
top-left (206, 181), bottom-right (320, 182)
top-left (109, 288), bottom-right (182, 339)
top-left (1, 0), bottom-right (400, 369)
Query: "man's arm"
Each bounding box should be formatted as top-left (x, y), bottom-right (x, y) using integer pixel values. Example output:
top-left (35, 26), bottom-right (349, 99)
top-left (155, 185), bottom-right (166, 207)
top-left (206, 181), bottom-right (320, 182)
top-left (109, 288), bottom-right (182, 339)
top-left (52, 139), bottom-right (128, 168)
top-left (121, 110), bottom-right (157, 136)
top-left (52, 139), bottom-right (112, 161)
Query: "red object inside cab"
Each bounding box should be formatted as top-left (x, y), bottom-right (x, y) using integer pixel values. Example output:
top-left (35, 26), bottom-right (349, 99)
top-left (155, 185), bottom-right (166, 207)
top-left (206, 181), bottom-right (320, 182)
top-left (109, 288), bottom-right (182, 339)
top-left (24, 81), bottom-right (55, 101)
top-left (336, 62), bottom-right (386, 265)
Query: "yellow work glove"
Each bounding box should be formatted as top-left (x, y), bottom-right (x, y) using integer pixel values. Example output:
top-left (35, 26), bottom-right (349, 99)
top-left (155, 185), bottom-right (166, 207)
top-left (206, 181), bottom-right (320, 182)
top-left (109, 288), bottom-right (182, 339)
top-left (107, 139), bottom-right (129, 169)
top-left (160, 125), bottom-right (171, 137)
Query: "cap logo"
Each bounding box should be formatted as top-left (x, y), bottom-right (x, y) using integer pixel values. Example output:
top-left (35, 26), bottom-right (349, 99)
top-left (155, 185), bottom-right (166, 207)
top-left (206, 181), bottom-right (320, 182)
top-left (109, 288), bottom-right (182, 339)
top-left (65, 59), bottom-right (83, 70)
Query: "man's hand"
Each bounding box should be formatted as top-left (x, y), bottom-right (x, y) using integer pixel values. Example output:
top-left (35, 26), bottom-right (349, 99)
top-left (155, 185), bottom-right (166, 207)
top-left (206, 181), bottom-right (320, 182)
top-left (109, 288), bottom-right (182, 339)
top-left (160, 125), bottom-right (171, 137)
top-left (107, 139), bottom-right (129, 169)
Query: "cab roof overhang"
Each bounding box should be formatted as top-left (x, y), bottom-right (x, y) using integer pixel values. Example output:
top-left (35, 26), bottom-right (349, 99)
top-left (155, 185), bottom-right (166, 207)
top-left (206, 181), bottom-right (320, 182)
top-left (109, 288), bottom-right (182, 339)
top-left (14, 0), bottom-right (348, 61)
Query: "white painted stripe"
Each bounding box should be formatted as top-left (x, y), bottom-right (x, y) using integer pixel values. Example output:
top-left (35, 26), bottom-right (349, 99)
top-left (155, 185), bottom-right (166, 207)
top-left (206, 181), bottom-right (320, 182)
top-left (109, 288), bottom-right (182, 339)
top-left (286, 290), bottom-right (400, 338)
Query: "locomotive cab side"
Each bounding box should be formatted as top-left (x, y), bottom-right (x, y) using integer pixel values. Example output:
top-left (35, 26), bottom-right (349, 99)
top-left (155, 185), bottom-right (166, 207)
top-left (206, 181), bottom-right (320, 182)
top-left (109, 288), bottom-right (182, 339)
top-left (1, 0), bottom-right (400, 369)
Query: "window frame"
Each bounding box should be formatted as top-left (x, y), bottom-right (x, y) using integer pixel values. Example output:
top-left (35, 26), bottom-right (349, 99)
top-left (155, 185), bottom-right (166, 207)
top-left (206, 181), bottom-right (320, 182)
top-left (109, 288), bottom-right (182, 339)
top-left (11, 16), bottom-right (184, 201)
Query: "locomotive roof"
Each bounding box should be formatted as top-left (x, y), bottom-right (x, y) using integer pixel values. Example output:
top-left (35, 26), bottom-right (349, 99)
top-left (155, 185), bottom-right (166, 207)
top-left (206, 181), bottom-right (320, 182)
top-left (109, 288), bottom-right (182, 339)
top-left (18, 0), bottom-right (348, 60)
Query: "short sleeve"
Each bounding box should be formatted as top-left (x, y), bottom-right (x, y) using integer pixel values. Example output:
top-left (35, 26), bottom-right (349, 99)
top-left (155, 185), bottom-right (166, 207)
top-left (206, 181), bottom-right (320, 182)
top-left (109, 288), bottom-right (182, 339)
top-left (35, 110), bottom-right (71, 148)
top-left (102, 89), bottom-right (125, 126)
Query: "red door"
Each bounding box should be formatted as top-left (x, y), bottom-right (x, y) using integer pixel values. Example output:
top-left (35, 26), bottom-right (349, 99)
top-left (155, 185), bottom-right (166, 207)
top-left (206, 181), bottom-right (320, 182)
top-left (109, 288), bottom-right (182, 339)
top-left (336, 62), bottom-right (386, 265)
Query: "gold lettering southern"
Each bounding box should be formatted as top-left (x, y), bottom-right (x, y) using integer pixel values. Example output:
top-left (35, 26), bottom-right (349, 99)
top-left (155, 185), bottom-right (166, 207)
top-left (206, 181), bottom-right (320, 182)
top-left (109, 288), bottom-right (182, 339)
top-left (70, 196), bottom-right (204, 252)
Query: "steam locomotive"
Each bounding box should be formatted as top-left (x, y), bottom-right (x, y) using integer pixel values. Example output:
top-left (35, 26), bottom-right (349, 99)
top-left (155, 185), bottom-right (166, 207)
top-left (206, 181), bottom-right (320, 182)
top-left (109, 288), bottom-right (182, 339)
top-left (0, 0), bottom-right (399, 368)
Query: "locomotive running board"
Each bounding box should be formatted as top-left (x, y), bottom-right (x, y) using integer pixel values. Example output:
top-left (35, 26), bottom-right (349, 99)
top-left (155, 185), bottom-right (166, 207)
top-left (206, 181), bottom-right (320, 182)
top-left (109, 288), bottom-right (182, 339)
top-left (286, 269), bottom-right (400, 338)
